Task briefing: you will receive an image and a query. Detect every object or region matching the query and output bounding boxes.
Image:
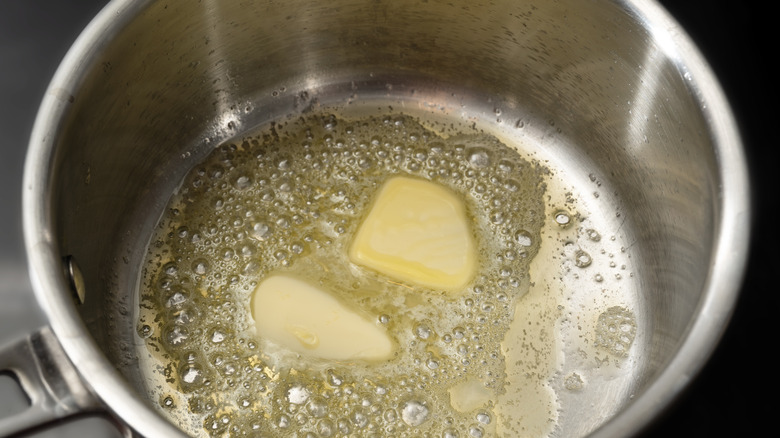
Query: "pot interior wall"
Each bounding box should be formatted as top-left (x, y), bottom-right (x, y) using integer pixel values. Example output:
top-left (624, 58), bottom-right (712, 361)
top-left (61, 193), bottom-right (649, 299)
top-left (48, 0), bottom-right (717, 435)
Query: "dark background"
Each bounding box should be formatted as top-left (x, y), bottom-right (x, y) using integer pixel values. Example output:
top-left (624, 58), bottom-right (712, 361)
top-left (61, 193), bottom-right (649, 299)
top-left (0, 0), bottom-right (773, 436)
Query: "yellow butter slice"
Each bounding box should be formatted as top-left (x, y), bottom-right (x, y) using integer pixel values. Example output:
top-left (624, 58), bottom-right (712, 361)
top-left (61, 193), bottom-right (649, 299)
top-left (349, 176), bottom-right (476, 292)
top-left (251, 275), bottom-right (394, 361)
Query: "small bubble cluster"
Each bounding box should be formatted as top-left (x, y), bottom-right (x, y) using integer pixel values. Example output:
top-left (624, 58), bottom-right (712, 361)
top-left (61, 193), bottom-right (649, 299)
top-left (563, 373), bottom-right (585, 391)
top-left (136, 113), bottom-right (549, 437)
top-left (594, 306), bottom-right (636, 357)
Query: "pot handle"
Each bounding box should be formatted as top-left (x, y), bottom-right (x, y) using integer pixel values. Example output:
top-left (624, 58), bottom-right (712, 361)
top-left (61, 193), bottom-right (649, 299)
top-left (0, 326), bottom-right (101, 436)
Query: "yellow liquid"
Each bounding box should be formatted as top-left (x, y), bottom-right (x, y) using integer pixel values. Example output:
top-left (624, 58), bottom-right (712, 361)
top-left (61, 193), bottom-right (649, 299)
top-left (136, 113), bottom-right (568, 437)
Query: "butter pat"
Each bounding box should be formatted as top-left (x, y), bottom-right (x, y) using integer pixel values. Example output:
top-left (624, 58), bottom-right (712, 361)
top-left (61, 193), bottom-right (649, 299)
top-left (349, 176), bottom-right (476, 292)
top-left (251, 275), bottom-right (393, 361)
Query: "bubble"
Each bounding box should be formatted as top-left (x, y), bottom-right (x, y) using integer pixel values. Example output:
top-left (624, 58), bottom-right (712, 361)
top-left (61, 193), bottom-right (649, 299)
top-left (467, 147), bottom-right (491, 168)
top-left (162, 288), bottom-right (189, 309)
top-left (415, 324), bottom-right (433, 340)
top-left (497, 159), bottom-right (514, 172)
top-left (554, 210), bottom-right (571, 226)
top-left (401, 400), bottom-right (430, 427)
top-left (322, 115), bottom-right (337, 130)
top-left (250, 222), bottom-right (273, 241)
top-left (277, 156), bottom-right (292, 170)
top-left (574, 250), bottom-right (592, 268)
top-left (239, 243), bottom-right (257, 257)
top-left (233, 175), bottom-right (252, 190)
top-left (351, 410), bottom-right (369, 429)
top-left (157, 276), bottom-right (174, 291)
top-left (192, 258), bottom-right (210, 275)
top-left (317, 418), bottom-right (335, 437)
top-left (290, 242), bottom-right (305, 254)
top-left (210, 327), bottom-right (227, 343)
top-left (307, 396), bottom-right (329, 418)
top-left (171, 306), bottom-right (199, 325)
top-left (383, 408), bottom-right (398, 423)
top-left (358, 157), bottom-right (373, 169)
top-left (277, 178), bottom-right (294, 192)
top-left (241, 261), bottom-right (261, 276)
top-left (218, 361), bottom-right (237, 376)
top-left (138, 324), bottom-right (153, 338)
top-left (218, 247), bottom-right (235, 260)
top-left (586, 228), bottom-right (601, 241)
top-left (513, 229), bottom-right (533, 248)
top-left (163, 262), bottom-right (178, 276)
top-left (443, 428), bottom-right (460, 438)
top-left (179, 363), bottom-right (205, 390)
top-left (564, 373), bottom-right (585, 391)
top-left (476, 412), bottom-right (491, 424)
top-left (489, 210), bottom-right (505, 225)
top-left (287, 385), bottom-right (310, 405)
top-left (504, 178), bottom-right (521, 192)
top-left (259, 189), bottom-right (275, 202)
top-left (453, 327), bottom-right (465, 339)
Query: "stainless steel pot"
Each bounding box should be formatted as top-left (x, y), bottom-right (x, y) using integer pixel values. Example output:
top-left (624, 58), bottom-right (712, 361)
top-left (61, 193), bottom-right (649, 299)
top-left (1, 0), bottom-right (750, 436)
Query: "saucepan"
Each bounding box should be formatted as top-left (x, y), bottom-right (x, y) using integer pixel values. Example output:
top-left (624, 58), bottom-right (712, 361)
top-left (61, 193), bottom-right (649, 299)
top-left (0, 0), bottom-right (750, 436)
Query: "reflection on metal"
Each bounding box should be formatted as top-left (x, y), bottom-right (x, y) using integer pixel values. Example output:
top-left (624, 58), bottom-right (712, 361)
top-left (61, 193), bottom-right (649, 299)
top-left (0, 327), bottom-right (97, 436)
top-left (64, 256), bottom-right (85, 305)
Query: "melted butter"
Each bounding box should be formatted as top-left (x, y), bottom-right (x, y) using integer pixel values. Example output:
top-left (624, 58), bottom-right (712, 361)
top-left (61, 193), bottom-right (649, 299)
top-left (135, 112), bottom-right (566, 438)
top-left (448, 377), bottom-right (493, 413)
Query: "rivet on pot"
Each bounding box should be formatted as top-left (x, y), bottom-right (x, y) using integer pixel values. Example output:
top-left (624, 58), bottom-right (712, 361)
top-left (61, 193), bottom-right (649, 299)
top-left (63, 255), bottom-right (85, 305)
